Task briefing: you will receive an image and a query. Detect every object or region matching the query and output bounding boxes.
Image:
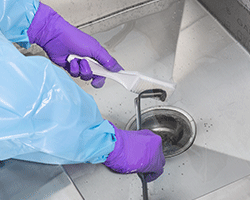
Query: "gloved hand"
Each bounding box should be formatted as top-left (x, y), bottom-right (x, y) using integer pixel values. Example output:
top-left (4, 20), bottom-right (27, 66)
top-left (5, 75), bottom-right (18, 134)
top-left (104, 122), bottom-right (165, 182)
top-left (27, 3), bottom-right (123, 88)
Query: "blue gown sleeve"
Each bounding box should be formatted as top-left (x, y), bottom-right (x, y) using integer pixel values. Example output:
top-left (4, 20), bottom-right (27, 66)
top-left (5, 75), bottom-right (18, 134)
top-left (0, 31), bottom-right (116, 164)
top-left (0, 0), bottom-right (39, 48)
top-left (0, 1), bottom-right (116, 164)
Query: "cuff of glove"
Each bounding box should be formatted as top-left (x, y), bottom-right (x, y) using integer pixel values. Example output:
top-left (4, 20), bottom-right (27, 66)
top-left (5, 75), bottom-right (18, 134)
top-left (27, 2), bottom-right (58, 45)
top-left (103, 122), bottom-right (123, 169)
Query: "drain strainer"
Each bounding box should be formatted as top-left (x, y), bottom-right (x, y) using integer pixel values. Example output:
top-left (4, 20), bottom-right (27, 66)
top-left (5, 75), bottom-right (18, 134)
top-left (125, 106), bottom-right (196, 158)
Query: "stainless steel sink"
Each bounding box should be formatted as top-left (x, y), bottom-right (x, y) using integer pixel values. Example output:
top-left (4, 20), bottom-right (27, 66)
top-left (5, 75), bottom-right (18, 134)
top-left (5, 0), bottom-right (250, 199)
top-left (67, 0), bottom-right (250, 199)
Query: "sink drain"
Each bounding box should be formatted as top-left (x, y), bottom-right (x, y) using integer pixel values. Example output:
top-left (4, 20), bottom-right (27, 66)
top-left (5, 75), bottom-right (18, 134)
top-left (125, 106), bottom-right (196, 158)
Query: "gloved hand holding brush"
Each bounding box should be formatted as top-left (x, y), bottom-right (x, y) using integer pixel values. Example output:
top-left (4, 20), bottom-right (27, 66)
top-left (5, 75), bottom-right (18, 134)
top-left (27, 2), bottom-right (123, 88)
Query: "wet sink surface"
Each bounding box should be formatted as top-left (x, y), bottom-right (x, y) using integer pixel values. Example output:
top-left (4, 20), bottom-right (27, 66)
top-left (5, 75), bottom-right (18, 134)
top-left (65, 0), bottom-right (250, 199)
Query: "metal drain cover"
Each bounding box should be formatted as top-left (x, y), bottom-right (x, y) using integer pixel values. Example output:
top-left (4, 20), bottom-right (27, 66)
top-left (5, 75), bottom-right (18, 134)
top-left (125, 106), bottom-right (196, 158)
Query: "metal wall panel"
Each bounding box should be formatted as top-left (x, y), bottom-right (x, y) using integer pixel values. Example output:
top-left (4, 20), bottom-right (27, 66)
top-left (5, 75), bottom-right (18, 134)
top-left (198, 0), bottom-right (250, 54)
top-left (41, 0), bottom-right (153, 26)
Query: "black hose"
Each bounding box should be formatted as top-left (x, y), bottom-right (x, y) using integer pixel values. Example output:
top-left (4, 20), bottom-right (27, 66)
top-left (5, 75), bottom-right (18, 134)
top-left (135, 89), bottom-right (167, 200)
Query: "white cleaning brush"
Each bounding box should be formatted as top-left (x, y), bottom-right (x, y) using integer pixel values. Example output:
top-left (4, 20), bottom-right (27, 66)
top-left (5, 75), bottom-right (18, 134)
top-left (67, 55), bottom-right (176, 100)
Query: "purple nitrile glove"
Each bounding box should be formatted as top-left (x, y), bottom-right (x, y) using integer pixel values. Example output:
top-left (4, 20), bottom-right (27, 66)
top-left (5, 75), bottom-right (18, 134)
top-left (27, 3), bottom-right (123, 88)
top-left (104, 122), bottom-right (165, 182)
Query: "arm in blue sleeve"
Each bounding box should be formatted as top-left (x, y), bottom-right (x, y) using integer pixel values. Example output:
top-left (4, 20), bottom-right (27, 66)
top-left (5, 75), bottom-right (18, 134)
top-left (0, 31), bottom-right (116, 164)
top-left (0, 0), bottom-right (39, 48)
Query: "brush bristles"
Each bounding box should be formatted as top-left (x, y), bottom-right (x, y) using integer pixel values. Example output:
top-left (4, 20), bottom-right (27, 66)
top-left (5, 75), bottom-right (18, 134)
top-left (130, 77), bottom-right (173, 94)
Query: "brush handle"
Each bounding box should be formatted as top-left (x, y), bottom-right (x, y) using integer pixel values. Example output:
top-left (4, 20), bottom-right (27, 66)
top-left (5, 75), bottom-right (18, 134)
top-left (68, 55), bottom-right (115, 75)
top-left (67, 54), bottom-right (176, 97)
top-left (67, 55), bottom-right (138, 90)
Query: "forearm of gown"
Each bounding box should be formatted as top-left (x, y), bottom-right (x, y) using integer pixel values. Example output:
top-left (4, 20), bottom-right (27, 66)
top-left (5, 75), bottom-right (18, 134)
top-left (0, 31), bottom-right (116, 164)
top-left (0, 0), bottom-right (39, 48)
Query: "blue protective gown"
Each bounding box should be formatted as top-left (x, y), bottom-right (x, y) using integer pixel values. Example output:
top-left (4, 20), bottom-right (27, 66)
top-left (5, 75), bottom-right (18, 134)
top-left (0, 0), bottom-right (116, 164)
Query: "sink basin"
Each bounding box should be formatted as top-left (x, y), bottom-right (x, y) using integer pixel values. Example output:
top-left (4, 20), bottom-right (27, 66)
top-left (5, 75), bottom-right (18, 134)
top-left (65, 0), bottom-right (250, 199)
